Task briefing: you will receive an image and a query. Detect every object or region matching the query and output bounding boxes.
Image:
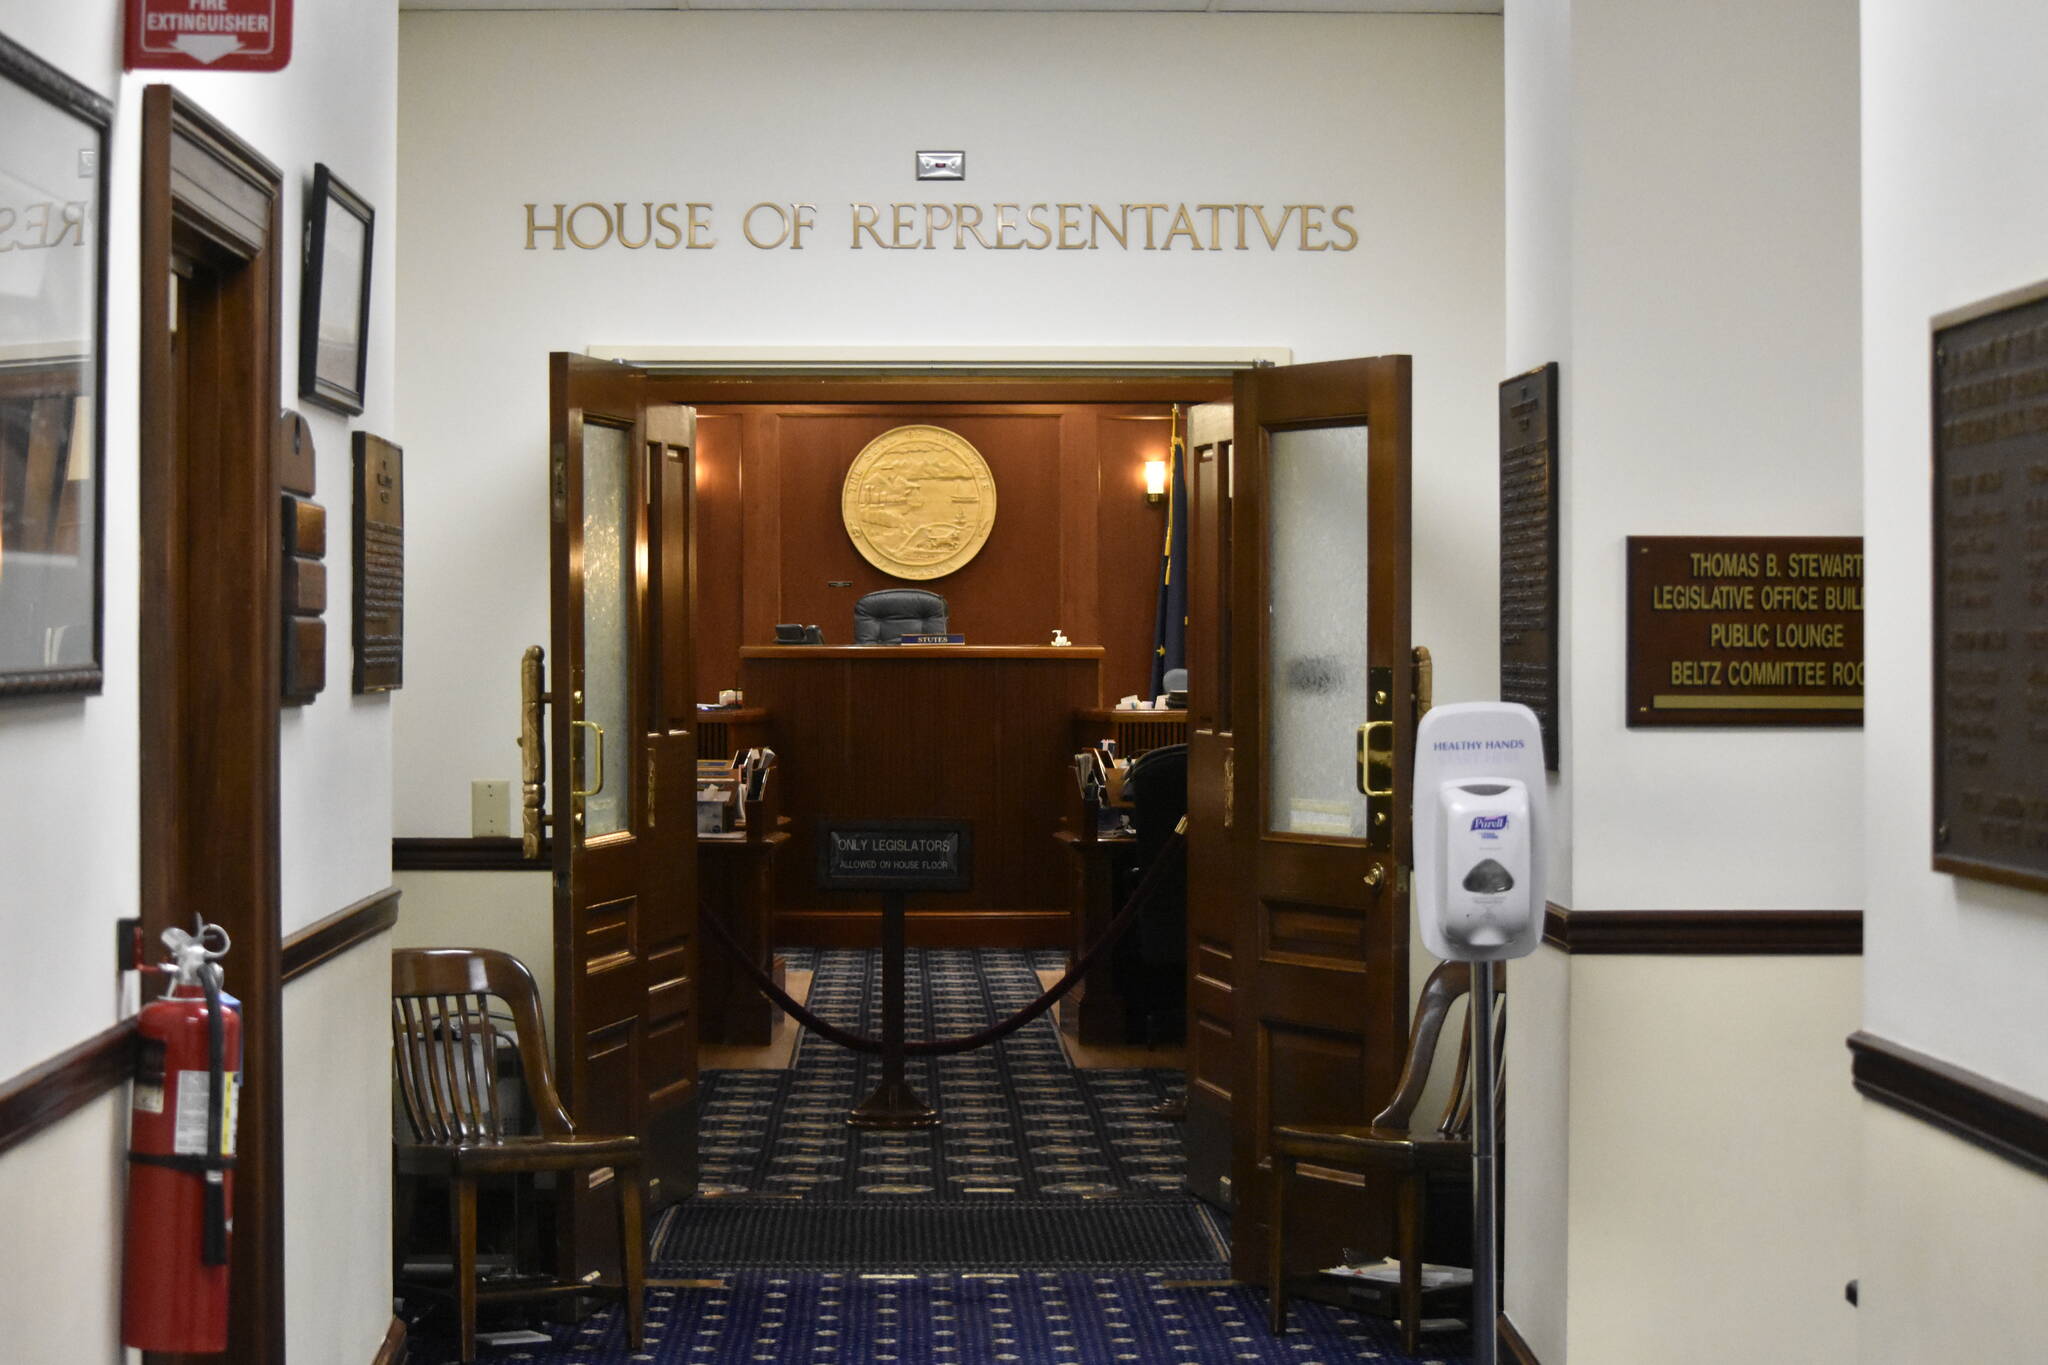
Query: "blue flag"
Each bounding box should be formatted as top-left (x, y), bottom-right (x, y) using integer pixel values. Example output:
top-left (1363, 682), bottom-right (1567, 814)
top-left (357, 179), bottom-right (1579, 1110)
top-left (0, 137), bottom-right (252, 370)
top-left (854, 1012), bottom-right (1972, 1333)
top-left (1149, 416), bottom-right (1189, 697)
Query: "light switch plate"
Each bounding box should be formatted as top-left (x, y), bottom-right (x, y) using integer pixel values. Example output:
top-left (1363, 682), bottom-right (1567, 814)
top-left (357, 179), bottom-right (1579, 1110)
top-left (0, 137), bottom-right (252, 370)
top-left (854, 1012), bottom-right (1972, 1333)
top-left (471, 780), bottom-right (510, 838)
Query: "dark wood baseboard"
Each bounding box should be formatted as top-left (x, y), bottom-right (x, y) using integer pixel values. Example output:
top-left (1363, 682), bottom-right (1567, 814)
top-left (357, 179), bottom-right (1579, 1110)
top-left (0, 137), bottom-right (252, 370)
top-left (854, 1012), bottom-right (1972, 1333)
top-left (777, 909), bottom-right (1069, 950)
top-left (1499, 1312), bottom-right (1542, 1365)
top-left (282, 885), bottom-right (400, 984)
top-left (1850, 1031), bottom-right (2048, 1180)
top-left (0, 1019), bottom-right (139, 1161)
top-left (393, 835), bottom-right (544, 872)
top-left (1543, 903), bottom-right (1862, 954)
top-left (371, 1315), bottom-right (407, 1365)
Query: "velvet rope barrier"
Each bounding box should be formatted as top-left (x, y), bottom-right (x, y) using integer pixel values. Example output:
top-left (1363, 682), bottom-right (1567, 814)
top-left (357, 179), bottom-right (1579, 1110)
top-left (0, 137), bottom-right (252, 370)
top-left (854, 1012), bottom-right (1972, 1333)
top-left (699, 822), bottom-right (1187, 1057)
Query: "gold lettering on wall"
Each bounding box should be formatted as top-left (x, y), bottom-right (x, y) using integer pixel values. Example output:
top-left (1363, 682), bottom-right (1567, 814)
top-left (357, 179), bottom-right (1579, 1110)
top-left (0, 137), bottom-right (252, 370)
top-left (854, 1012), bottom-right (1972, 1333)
top-left (527, 200), bottom-right (1366, 253)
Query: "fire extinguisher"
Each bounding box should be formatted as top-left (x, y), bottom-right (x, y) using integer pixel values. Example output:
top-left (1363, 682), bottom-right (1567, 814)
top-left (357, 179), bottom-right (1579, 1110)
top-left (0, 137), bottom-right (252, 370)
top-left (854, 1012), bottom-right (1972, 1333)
top-left (122, 921), bottom-right (242, 1354)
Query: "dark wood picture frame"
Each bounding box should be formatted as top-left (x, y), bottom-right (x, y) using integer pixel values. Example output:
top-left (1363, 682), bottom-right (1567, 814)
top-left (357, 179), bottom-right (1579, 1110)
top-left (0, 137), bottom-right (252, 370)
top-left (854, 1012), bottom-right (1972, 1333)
top-left (297, 162), bottom-right (373, 415)
top-left (0, 33), bottom-right (111, 698)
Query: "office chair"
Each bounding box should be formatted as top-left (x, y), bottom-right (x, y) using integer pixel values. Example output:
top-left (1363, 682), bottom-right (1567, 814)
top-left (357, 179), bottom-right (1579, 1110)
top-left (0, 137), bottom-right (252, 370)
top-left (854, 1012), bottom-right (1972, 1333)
top-left (852, 588), bottom-right (948, 643)
top-left (1113, 742), bottom-right (1188, 1043)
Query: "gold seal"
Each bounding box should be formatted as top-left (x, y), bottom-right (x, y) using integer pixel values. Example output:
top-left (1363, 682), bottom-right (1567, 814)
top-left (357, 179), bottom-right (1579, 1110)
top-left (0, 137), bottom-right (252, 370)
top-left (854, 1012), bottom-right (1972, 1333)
top-left (841, 425), bottom-right (998, 580)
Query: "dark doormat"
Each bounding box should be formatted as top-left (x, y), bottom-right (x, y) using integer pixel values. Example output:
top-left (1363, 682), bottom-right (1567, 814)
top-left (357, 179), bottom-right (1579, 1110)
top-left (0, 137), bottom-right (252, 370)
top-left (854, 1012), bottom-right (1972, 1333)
top-left (654, 1197), bottom-right (1225, 1269)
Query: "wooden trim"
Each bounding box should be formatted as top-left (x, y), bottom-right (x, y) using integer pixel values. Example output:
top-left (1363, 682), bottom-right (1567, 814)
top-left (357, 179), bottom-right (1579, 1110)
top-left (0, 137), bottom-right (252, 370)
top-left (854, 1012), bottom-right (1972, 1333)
top-left (140, 85), bottom-right (286, 1365)
top-left (1542, 902), bottom-right (1862, 954)
top-left (370, 1316), bottom-right (407, 1365)
top-left (281, 887), bottom-right (400, 985)
top-left (1850, 1031), bottom-right (2048, 1180)
top-left (776, 909), bottom-right (1068, 950)
top-left (1499, 1313), bottom-right (1542, 1365)
top-left (394, 836), bottom-right (547, 872)
top-left (0, 1020), bottom-right (139, 1161)
top-left (652, 374), bottom-right (1234, 406)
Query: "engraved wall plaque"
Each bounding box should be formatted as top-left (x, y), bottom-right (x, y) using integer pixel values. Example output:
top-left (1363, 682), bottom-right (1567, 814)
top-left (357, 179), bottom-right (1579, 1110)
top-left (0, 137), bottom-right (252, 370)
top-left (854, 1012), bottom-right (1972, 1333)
top-left (1500, 363), bottom-right (1559, 768)
top-left (352, 432), bottom-right (404, 692)
top-left (1932, 282), bottom-right (2048, 891)
top-left (1626, 536), bottom-right (1863, 727)
top-left (841, 425), bottom-right (997, 580)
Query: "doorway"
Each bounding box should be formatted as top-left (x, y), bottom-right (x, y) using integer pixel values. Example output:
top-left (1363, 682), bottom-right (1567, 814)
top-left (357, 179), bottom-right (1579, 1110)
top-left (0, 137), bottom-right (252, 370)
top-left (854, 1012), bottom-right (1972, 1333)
top-left (137, 87), bottom-right (287, 1362)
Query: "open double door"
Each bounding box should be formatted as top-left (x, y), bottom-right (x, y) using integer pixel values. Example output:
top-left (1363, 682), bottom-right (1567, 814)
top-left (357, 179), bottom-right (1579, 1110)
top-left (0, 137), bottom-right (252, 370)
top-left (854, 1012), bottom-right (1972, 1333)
top-left (541, 352), bottom-right (1415, 1289)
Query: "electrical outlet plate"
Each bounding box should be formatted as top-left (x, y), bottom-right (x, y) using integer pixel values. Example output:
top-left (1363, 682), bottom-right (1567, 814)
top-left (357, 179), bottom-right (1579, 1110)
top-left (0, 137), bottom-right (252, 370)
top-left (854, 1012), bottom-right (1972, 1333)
top-left (471, 780), bottom-right (511, 838)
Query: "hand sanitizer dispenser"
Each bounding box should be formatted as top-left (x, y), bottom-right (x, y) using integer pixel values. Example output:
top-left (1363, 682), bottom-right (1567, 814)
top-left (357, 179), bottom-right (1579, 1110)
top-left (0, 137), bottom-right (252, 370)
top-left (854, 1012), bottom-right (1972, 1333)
top-left (1413, 701), bottom-right (1546, 963)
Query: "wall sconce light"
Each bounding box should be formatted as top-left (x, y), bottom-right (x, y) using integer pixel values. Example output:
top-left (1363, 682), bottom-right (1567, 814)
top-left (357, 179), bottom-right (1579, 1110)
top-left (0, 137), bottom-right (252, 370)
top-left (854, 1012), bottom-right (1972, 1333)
top-left (1143, 458), bottom-right (1168, 504)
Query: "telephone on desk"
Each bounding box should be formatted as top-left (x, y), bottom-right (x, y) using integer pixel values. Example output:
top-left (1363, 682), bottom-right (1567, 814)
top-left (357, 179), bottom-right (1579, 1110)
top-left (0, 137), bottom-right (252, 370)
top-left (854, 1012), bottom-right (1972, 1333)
top-left (773, 624), bottom-right (824, 644)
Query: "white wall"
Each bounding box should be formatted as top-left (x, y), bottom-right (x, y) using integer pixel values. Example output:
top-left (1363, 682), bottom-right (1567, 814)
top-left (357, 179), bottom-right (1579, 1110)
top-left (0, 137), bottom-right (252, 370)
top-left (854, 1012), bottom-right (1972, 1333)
top-left (1501, 1), bottom-right (1863, 1360)
top-left (1859, 0), bottom-right (2048, 1355)
top-left (393, 9), bottom-right (1506, 837)
top-left (0, 2), bottom-right (398, 1360)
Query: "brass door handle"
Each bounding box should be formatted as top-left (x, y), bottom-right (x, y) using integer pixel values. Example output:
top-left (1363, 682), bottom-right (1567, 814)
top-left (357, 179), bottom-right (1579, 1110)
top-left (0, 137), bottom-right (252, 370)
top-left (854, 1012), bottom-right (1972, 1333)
top-left (1356, 720), bottom-right (1394, 797)
top-left (571, 719), bottom-right (606, 799)
top-left (1363, 864), bottom-right (1385, 889)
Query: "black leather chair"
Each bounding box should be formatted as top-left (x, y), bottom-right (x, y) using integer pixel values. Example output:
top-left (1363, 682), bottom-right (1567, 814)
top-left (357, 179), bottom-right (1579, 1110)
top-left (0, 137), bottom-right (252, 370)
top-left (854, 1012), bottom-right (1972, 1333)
top-left (1113, 742), bottom-right (1188, 1043)
top-left (852, 589), bottom-right (948, 643)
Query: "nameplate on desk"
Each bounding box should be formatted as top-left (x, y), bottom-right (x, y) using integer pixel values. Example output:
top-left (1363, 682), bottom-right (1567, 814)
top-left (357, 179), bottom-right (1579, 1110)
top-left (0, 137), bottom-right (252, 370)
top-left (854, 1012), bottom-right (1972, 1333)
top-left (889, 634), bottom-right (965, 645)
top-left (817, 820), bottom-right (973, 892)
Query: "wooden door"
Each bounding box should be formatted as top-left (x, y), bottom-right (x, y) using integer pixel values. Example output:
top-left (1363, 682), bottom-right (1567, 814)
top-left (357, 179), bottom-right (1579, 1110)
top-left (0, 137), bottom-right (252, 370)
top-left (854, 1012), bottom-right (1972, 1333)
top-left (549, 354), bottom-right (701, 1280)
top-left (1225, 356), bottom-right (1414, 1284)
top-left (1183, 401), bottom-right (1239, 1210)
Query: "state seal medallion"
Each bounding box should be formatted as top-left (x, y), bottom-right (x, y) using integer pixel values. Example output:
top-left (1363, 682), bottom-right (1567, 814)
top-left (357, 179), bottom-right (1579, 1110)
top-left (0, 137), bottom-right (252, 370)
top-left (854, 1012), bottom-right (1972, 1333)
top-left (841, 425), bottom-right (998, 580)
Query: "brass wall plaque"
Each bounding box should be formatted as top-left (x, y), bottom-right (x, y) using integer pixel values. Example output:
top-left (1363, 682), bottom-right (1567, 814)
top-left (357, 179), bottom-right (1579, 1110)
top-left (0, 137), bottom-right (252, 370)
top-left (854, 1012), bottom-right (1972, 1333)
top-left (352, 432), bottom-right (404, 692)
top-left (1626, 536), bottom-right (1863, 727)
top-left (841, 425), bottom-right (997, 581)
top-left (1932, 283), bottom-right (2048, 891)
top-left (1500, 363), bottom-right (1559, 768)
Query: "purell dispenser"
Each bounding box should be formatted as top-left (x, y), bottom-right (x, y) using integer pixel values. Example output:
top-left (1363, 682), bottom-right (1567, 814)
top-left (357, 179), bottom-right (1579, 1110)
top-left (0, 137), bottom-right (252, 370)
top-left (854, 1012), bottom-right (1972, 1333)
top-left (1409, 701), bottom-right (1546, 1365)
top-left (1435, 778), bottom-right (1534, 955)
top-left (1413, 701), bottom-right (1547, 963)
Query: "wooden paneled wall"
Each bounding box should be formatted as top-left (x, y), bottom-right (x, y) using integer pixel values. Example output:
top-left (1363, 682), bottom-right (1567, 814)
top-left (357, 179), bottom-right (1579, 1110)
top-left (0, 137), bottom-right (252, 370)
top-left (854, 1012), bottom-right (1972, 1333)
top-left (692, 402), bottom-right (1176, 706)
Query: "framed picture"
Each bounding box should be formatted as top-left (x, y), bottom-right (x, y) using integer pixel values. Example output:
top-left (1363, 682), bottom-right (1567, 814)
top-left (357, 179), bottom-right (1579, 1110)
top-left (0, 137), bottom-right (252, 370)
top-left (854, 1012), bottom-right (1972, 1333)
top-left (0, 33), bottom-right (111, 698)
top-left (298, 163), bottom-right (373, 415)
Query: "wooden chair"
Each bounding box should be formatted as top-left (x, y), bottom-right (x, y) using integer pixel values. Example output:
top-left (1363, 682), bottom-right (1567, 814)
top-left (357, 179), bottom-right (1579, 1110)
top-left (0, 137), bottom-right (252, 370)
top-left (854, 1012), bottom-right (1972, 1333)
top-left (1265, 960), bottom-right (1505, 1354)
top-left (391, 947), bottom-right (646, 1363)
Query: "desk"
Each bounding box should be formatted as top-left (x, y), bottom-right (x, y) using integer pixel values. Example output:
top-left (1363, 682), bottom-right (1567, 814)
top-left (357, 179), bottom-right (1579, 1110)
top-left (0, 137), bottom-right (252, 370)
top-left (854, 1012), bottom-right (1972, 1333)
top-left (1054, 830), bottom-right (1136, 1044)
top-left (697, 830), bottom-right (790, 1044)
top-left (738, 645), bottom-right (1103, 945)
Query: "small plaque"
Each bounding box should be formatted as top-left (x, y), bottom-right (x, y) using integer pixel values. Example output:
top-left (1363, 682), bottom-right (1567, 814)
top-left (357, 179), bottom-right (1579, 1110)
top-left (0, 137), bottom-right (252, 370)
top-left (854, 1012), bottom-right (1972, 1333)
top-left (1626, 536), bottom-right (1864, 726)
top-left (282, 616), bottom-right (324, 704)
top-left (817, 820), bottom-right (973, 892)
top-left (352, 432), bottom-right (404, 693)
top-left (1932, 282), bottom-right (2048, 891)
top-left (275, 409), bottom-right (315, 497)
top-left (1499, 363), bottom-right (1559, 768)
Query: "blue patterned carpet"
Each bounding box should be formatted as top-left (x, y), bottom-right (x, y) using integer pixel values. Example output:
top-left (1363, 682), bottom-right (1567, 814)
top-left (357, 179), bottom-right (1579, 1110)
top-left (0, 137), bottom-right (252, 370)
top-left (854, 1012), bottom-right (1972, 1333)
top-left (405, 949), bottom-right (1473, 1365)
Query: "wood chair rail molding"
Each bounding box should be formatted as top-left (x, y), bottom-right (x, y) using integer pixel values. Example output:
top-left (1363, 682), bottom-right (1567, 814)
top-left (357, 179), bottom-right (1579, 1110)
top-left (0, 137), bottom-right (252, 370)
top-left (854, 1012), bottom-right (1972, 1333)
top-left (280, 886), bottom-right (401, 984)
top-left (0, 886), bottom-right (401, 1164)
top-left (1542, 903), bottom-right (1863, 954)
top-left (1849, 1031), bottom-right (2048, 1180)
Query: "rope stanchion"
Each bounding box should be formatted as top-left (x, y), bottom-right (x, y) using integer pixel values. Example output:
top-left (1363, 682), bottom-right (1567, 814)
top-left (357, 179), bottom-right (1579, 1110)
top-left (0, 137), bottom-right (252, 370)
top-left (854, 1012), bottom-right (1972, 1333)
top-left (700, 822), bottom-right (1187, 1058)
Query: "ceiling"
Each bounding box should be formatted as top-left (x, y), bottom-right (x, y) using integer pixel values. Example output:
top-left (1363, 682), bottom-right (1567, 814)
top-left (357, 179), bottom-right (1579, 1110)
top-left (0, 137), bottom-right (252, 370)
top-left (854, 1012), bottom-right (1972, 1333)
top-left (401, 0), bottom-right (1502, 13)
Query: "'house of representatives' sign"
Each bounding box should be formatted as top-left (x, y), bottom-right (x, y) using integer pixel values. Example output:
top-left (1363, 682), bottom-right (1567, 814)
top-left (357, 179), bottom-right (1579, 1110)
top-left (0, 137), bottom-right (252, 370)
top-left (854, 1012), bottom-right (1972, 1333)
top-left (817, 821), bottom-right (973, 892)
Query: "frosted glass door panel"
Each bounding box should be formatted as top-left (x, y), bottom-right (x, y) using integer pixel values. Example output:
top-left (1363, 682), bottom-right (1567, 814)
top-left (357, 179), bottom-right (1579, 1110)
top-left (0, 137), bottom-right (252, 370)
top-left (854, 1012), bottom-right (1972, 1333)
top-left (1266, 424), bottom-right (1370, 838)
top-left (581, 421), bottom-right (633, 839)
